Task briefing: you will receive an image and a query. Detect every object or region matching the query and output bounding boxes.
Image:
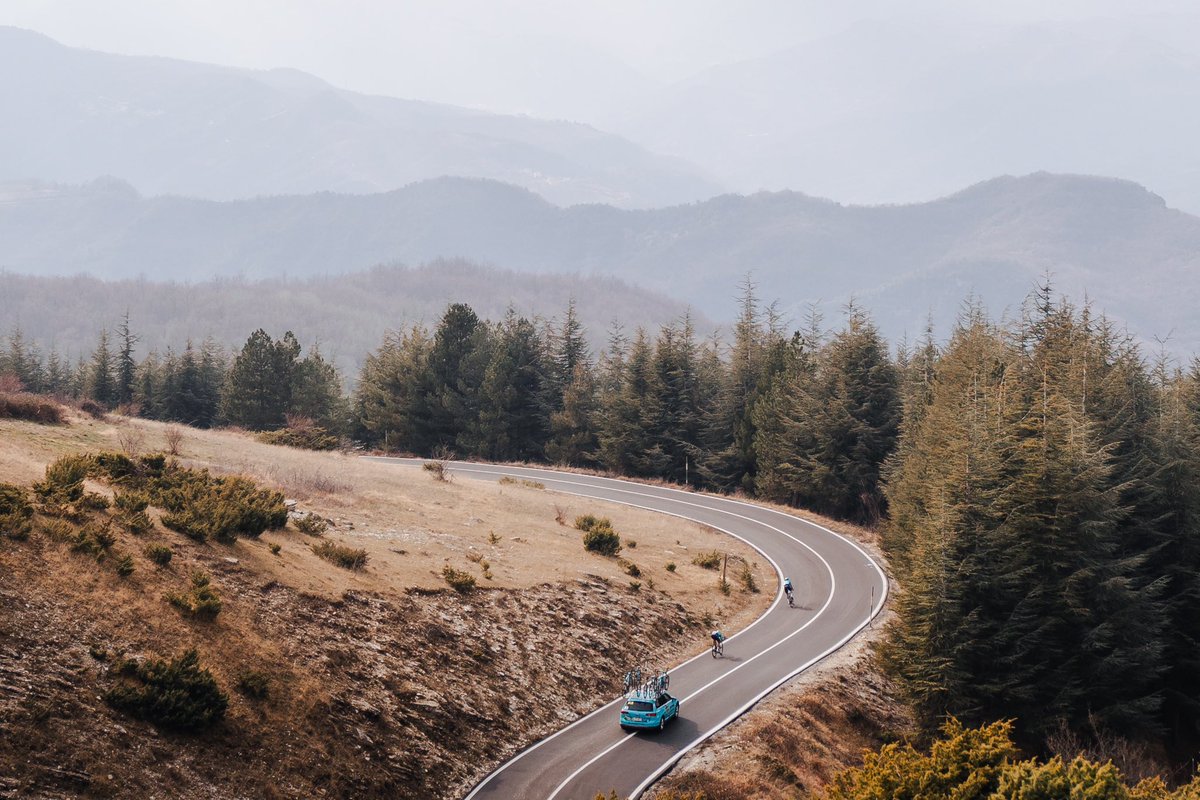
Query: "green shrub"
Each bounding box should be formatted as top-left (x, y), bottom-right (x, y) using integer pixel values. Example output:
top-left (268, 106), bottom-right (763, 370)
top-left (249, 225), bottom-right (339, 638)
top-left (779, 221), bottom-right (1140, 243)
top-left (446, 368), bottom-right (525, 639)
top-left (0, 392), bottom-right (66, 424)
top-left (33, 455), bottom-right (89, 504)
top-left (442, 565), bottom-right (477, 593)
top-left (0, 483), bottom-right (34, 540)
top-left (114, 491), bottom-right (150, 513)
top-left (91, 454), bottom-right (287, 543)
top-left (293, 513), bottom-right (328, 535)
top-left (692, 550), bottom-right (722, 570)
top-left (80, 492), bottom-right (111, 511)
top-left (144, 543), bottom-right (173, 566)
top-left (310, 540), bottom-right (368, 570)
top-left (738, 563), bottom-right (758, 593)
top-left (577, 515), bottom-right (621, 556)
top-left (583, 528), bottom-right (621, 556)
top-left (41, 518), bottom-right (75, 542)
top-left (628, 581), bottom-right (641, 592)
top-left (626, 539), bottom-right (637, 548)
top-left (666, 562), bottom-right (677, 572)
top-left (268, 542), bottom-right (281, 555)
top-left (235, 670), bottom-right (271, 700)
top-left (166, 571), bottom-right (222, 620)
top-left (617, 558), bottom-right (641, 578)
top-left (118, 509), bottom-right (154, 535)
top-left (114, 554), bottom-right (135, 577)
top-left (70, 520), bottom-right (116, 557)
top-left (257, 425), bottom-right (339, 451)
top-left (104, 649), bottom-right (227, 731)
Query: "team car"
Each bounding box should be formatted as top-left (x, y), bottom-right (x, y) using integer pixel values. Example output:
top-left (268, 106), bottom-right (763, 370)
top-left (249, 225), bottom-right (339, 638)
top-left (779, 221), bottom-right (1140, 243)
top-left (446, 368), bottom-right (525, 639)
top-left (619, 690), bottom-right (679, 731)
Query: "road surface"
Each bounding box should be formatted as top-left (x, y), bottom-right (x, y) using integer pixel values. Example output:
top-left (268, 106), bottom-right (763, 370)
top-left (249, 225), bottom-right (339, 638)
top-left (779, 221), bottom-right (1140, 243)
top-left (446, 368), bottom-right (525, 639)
top-left (365, 458), bottom-right (888, 800)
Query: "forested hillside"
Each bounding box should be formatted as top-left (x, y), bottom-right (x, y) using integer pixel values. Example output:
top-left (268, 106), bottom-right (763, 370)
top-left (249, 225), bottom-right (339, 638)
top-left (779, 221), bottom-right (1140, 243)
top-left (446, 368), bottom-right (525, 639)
top-left (5, 172), bottom-right (1200, 354)
top-left (6, 278), bottom-right (1200, 775)
top-left (0, 261), bottom-right (703, 378)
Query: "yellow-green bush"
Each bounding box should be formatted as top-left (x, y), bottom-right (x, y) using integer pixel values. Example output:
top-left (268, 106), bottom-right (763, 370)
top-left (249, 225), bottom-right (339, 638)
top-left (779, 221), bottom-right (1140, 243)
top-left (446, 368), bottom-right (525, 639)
top-left (310, 540), bottom-right (368, 570)
top-left (0, 483), bottom-right (33, 540)
top-left (166, 571), bottom-right (222, 620)
top-left (576, 514), bottom-right (621, 556)
top-left (822, 719), bottom-right (1200, 800)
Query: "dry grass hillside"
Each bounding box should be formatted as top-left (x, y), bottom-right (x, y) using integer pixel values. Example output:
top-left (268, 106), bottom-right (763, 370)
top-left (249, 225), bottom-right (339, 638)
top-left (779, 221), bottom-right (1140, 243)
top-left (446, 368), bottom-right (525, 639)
top-left (0, 409), bottom-right (769, 799)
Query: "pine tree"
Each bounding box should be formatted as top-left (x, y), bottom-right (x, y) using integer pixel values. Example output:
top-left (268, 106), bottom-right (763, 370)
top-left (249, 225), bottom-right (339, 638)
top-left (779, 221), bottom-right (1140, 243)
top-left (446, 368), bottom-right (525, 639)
top-left (423, 304), bottom-right (486, 453)
top-left (464, 312), bottom-right (548, 461)
top-left (355, 326), bottom-right (434, 452)
top-left (115, 310), bottom-right (139, 407)
top-left (88, 329), bottom-right (117, 407)
top-left (219, 329), bottom-right (300, 430)
top-left (290, 344), bottom-right (346, 433)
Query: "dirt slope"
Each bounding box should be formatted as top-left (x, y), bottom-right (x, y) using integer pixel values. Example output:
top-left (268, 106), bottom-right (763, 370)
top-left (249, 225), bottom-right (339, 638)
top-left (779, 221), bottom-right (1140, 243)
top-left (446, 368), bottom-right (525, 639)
top-left (0, 412), bottom-right (768, 799)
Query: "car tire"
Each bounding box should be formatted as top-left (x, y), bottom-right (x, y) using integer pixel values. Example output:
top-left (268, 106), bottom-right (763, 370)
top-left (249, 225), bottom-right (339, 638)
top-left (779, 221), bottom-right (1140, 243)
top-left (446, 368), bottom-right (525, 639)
top-left (659, 716), bottom-right (665, 731)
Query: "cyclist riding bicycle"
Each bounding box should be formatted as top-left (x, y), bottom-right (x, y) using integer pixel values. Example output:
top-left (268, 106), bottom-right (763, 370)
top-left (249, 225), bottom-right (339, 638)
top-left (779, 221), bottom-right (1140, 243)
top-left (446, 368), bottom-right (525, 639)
top-left (710, 630), bottom-right (725, 656)
top-left (783, 577), bottom-right (793, 596)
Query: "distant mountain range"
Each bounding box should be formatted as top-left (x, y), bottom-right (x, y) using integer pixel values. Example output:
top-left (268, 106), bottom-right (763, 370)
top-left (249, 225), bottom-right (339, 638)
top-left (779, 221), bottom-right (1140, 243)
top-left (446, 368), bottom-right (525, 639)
top-left (0, 26), bottom-right (719, 208)
top-left (609, 16), bottom-right (1200, 215)
top-left (3, 172), bottom-right (1200, 355)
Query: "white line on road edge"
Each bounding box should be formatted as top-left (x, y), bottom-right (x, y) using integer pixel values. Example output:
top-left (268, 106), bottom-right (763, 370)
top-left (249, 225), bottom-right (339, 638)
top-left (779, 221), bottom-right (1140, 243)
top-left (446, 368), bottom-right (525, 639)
top-left (365, 458), bottom-right (888, 800)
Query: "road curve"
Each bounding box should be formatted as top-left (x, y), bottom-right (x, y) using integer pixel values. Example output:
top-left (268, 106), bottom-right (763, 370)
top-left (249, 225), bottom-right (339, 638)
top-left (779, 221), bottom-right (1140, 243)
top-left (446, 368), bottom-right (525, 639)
top-left (364, 458), bottom-right (888, 800)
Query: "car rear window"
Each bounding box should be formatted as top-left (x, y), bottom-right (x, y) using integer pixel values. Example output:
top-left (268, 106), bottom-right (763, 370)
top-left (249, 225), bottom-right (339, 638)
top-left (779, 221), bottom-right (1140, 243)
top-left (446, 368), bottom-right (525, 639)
top-left (626, 701), bottom-right (654, 712)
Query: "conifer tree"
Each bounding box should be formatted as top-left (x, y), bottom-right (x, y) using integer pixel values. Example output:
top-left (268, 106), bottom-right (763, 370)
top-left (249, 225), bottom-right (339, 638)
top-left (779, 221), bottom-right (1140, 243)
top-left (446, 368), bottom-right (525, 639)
top-left (220, 329), bottom-right (300, 430)
top-left (115, 310), bottom-right (139, 407)
top-left (88, 328), bottom-right (117, 407)
top-left (355, 326), bottom-right (434, 452)
top-left (463, 311), bottom-right (548, 461)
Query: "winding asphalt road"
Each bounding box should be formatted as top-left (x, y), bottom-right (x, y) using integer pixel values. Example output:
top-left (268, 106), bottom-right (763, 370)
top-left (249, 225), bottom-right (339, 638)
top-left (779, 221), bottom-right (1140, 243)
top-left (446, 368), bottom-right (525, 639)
top-left (364, 458), bottom-right (888, 800)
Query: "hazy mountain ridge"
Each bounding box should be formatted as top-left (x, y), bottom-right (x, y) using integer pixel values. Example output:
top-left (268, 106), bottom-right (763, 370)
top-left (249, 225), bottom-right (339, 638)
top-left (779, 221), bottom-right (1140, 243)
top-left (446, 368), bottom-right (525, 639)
top-left (0, 26), bottom-right (720, 208)
top-left (4, 171), bottom-right (1199, 353)
top-left (611, 16), bottom-right (1200, 215)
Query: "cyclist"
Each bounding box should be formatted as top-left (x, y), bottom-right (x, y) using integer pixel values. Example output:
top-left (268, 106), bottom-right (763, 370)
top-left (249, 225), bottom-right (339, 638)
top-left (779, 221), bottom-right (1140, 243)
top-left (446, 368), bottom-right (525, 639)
top-left (710, 630), bottom-right (725, 656)
top-left (783, 577), bottom-right (794, 606)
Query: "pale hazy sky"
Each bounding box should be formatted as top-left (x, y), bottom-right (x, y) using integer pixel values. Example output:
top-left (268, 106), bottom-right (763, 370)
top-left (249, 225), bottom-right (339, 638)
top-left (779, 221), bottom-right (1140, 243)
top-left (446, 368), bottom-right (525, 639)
top-left (3, 0), bottom-right (1197, 118)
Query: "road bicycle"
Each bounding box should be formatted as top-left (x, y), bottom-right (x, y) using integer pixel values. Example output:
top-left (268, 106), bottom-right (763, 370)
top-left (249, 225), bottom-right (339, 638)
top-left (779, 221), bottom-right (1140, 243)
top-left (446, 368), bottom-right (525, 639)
top-left (711, 638), bottom-right (724, 658)
top-left (786, 588), bottom-right (795, 608)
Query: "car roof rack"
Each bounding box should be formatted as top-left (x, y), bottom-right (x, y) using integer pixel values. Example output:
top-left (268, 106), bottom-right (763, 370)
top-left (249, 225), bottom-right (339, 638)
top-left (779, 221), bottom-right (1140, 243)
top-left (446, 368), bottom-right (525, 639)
top-left (622, 664), bottom-right (670, 700)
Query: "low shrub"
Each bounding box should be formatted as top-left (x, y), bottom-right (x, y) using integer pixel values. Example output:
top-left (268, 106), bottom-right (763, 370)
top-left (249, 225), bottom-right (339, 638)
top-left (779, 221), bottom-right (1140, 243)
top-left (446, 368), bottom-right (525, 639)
top-left (33, 455), bottom-right (89, 505)
top-left (498, 476), bottom-right (545, 489)
top-left (442, 565), bottom-right (476, 593)
top-left (114, 554), bottom-right (135, 577)
top-left (90, 454), bottom-right (288, 543)
top-left (666, 562), bottom-right (677, 573)
top-left (738, 563), bottom-right (759, 593)
top-left (692, 550), bottom-right (722, 570)
top-left (257, 425), bottom-right (339, 451)
top-left (577, 514), bottom-right (621, 556)
top-left (41, 518), bottom-right (75, 542)
top-left (80, 492), bottom-right (111, 511)
top-left (104, 649), bottom-right (227, 731)
top-left (617, 558), bottom-right (641, 577)
top-left (629, 581), bottom-right (641, 592)
top-left (626, 539), bottom-right (637, 549)
top-left (144, 543), bottom-right (173, 566)
top-left (0, 392), bottom-right (66, 424)
top-left (166, 571), bottom-right (222, 620)
top-left (235, 670), bottom-right (271, 700)
top-left (268, 542), bottom-right (281, 555)
top-left (71, 520), bottom-right (116, 557)
top-left (293, 513), bottom-right (328, 536)
top-left (114, 491), bottom-right (150, 513)
top-left (0, 483), bottom-right (34, 540)
top-left (310, 540), bottom-right (368, 570)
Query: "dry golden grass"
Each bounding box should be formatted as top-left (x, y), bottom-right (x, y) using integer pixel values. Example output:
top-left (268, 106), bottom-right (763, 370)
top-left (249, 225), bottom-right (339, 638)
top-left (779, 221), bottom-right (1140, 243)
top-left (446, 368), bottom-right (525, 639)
top-left (0, 413), bottom-right (770, 631)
